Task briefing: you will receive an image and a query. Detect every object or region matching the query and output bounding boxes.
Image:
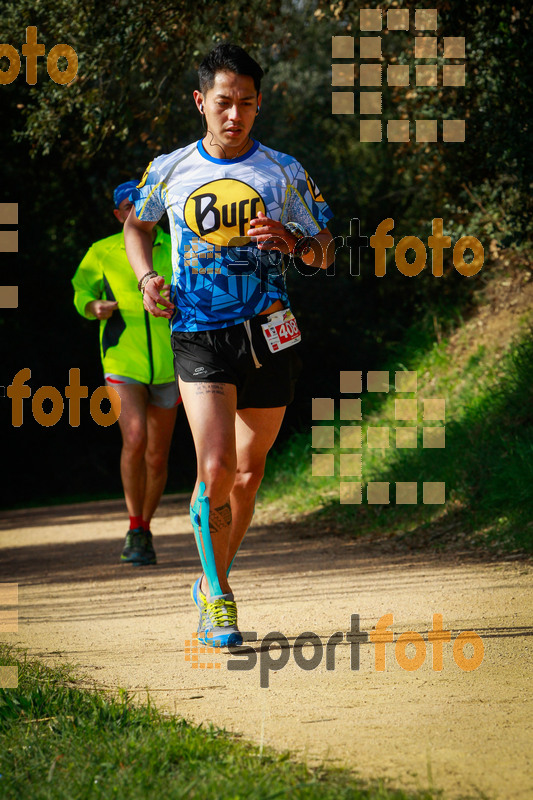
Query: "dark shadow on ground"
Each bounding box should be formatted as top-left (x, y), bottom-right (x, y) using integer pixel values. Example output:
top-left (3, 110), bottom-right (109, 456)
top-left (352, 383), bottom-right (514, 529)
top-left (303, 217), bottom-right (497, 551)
top-left (1, 497), bottom-right (520, 590)
top-left (0, 494), bottom-right (192, 532)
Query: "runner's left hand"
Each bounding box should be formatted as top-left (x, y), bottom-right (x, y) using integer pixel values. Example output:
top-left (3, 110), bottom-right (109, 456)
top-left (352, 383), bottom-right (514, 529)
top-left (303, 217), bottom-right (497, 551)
top-left (246, 211), bottom-right (295, 253)
top-left (143, 275), bottom-right (174, 319)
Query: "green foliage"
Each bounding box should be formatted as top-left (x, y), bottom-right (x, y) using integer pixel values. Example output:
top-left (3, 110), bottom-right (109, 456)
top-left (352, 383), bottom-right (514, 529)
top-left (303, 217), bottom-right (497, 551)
top-left (313, 0), bottom-right (533, 248)
top-left (4, 0), bottom-right (531, 245)
top-left (1, 0), bottom-right (531, 505)
top-left (1, 0), bottom-right (286, 160)
top-left (0, 646), bottom-right (439, 800)
top-left (262, 317), bottom-right (533, 554)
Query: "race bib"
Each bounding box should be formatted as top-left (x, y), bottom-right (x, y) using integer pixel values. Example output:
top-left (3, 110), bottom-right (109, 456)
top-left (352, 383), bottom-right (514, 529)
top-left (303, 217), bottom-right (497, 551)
top-left (261, 309), bottom-right (301, 353)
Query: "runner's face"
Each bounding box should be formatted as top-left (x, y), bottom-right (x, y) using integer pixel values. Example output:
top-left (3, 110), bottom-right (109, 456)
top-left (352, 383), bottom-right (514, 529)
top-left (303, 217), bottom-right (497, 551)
top-left (201, 71), bottom-right (261, 154)
top-left (114, 198), bottom-right (134, 224)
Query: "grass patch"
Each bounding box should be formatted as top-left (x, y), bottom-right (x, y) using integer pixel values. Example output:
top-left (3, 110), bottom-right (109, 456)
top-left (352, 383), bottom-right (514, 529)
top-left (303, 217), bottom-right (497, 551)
top-left (0, 645), bottom-right (442, 800)
top-left (261, 320), bottom-right (533, 554)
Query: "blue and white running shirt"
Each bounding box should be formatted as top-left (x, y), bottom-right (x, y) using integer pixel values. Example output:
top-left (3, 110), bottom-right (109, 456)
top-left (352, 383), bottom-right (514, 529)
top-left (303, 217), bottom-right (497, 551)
top-left (132, 139), bottom-right (333, 332)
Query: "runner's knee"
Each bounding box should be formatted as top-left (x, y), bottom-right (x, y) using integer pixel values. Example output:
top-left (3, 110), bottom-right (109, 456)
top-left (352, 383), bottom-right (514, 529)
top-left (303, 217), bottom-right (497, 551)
top-left (144, 448), bottom-right (167, 475)
top-left (121, 427), bottom-right (147, 458)
top-left (233, 465), bottom-right (265, 497)
top-left (200, 453), bottom-right (237, 495)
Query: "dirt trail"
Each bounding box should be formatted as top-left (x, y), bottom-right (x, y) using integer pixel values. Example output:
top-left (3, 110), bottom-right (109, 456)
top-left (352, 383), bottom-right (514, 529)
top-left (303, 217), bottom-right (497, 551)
top-left (1, 495), bottom-right (532, 799)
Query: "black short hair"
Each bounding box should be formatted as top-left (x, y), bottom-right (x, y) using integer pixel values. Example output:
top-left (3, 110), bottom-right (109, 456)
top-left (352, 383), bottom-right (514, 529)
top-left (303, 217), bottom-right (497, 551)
top-left (198, 44), bottom-right (264, 94)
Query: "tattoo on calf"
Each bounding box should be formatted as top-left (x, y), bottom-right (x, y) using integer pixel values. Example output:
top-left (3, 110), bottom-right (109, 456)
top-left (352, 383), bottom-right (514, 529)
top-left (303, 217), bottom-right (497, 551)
top-left (210, 502), bottom-right (232, 533)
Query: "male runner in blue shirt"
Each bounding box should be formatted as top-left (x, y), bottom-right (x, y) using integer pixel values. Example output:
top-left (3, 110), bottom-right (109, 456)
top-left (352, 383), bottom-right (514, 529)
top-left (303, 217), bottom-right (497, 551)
top-left (124, 44), bottom-right (333, 646)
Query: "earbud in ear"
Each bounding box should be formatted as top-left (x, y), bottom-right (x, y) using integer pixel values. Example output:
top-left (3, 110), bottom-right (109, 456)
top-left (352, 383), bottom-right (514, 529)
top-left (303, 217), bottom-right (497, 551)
top-left (256, 106), bottom-right (260, 115)
top-left (200, 103), bottom-right (204, 113)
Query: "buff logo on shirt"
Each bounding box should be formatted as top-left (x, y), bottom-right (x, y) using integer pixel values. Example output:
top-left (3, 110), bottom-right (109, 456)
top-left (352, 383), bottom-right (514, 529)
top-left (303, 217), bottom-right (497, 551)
top-left (137, 161), bottom-right (153, 190)
top-left (132, 140), bottom-right (334, 331)
top-left (184, 179), bottom-right (266, 246)
top-left (305, 171), bottom-right (324, 203)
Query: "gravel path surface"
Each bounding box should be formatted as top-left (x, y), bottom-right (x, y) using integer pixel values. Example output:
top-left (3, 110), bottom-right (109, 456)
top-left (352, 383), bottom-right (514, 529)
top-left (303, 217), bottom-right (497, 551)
top-left (2, 495), bottom-right (532, 799)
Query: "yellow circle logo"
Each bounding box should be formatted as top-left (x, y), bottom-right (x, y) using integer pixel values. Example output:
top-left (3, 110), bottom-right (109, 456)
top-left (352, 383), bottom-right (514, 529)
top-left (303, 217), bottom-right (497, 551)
top-left (184, 179), bottom-right (265, 246)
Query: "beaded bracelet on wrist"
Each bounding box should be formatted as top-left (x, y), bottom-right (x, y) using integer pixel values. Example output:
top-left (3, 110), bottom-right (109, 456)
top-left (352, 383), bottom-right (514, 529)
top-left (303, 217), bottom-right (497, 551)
top-left (138, 270), bottom-right (159, 293)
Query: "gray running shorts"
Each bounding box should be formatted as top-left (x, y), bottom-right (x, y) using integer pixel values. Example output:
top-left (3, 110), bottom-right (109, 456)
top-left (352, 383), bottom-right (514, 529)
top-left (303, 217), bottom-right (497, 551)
top-left (104, 374), bottom-right (180, 409)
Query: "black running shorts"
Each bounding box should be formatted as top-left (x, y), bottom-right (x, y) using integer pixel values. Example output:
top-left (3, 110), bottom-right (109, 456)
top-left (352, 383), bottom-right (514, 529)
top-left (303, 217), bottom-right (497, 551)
top-left (171, 315), bottom-right (302, 409)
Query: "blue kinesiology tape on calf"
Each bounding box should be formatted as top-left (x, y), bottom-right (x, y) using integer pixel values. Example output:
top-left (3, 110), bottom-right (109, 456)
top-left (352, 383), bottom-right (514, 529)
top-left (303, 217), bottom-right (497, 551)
top-left (190, 482), bottom-right (222, 598)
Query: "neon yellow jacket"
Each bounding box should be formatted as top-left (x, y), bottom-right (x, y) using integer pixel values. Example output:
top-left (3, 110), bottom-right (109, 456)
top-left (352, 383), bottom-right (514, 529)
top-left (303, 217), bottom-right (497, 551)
top-left (72, 227), bottom-right (175, 384)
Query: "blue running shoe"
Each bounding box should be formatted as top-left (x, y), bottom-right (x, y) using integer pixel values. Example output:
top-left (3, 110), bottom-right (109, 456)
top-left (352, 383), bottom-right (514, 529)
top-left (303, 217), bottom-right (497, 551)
top-left (202, 593), bottom-right (243, 648)
top-left (191, 576), bottom-right (208, 635)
